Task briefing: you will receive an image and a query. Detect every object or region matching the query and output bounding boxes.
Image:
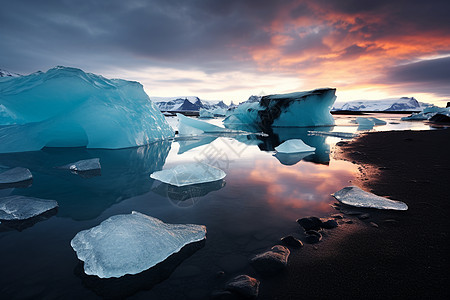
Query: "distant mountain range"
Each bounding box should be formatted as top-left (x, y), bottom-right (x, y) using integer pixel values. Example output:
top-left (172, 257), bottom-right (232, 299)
top-left (333, 97), bottom-right (430, 112)
top-left (150, 96), bottom-right (229, 112)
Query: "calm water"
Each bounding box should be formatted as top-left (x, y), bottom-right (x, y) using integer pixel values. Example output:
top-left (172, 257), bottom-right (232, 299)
top-left (0, 114), bottom-right (434, 299)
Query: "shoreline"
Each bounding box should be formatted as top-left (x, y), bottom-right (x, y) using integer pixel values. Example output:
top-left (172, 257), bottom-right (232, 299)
top-left (260, 128), bottom-right (450, 299)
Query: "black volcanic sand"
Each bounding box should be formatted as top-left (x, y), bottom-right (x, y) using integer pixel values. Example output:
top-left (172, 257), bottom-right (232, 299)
top-left (259, 129), bottom-right (450, 299)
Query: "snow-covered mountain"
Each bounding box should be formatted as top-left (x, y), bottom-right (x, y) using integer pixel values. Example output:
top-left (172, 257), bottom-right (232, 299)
top-left (150, 96), bottom-right (228, 112)
top-left (0, 68), bottom-right (21, 77)
top-left (333, 97), bottom-right (425, 112)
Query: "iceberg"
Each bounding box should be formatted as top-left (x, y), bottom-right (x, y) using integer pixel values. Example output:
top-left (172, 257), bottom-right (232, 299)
top-left (0, 195), bottom-right (58, 220)
top-left (332, 186), bottom-right (408, 210)
top-left (59, 158), bottom-right (101, 172)
top-left (223, 88), bottom-right (336, 130)
top-left (150, 162), bottom-right (226, 187)
top-left (177, 113), bottom-right (242, 136)
top-left (199, 107), bottom-right (227, 118)
top-left (401, 106), bottom-right (450, 121)
top-left (274, 139), bottom-right (315, 154)
top-left (0, 66), bottom-right (174, 153)
top-left (352, 117), bottom-right (387, 126)
top-left (70, 211), bottom-right (206, 278)
top-left (0, 167), bottom-right (32, 184)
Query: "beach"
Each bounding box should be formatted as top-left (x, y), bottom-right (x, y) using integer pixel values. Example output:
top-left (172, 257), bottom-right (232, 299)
top-left (260, 128), bottom-right (450, 299)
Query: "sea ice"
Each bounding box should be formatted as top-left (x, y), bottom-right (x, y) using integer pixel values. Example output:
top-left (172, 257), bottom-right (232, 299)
top-left (332, 186), bottom-right (408, 210)
top-left (177, 113), bottom-right (242, 136)
top-left (352, 117), bottom-right (386, 126)
top-left (150, 162), bottom-right (226, 187)
top-left (223, 88), bottom-right (336, 130)
top-left (401, 106), bottom-right (450, 121)
top-left (70, 211), bottom-right (206, 278)
top-left (59, 158), bottom-right (101, 172)
top-left (0, 195), bottom-right (58, 220)
top-left (274, 139), bottom-right (316, 154)
top-left (0, 167), bottom-right (32, 184)
top-left (0, 66), bottom-right (174, 153)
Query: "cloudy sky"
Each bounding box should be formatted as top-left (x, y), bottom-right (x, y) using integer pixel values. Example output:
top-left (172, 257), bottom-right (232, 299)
top-left (1, 0), bottom-right (449, 105)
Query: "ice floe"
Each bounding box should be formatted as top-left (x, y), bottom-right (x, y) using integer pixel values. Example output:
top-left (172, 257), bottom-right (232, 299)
top-left (0, 195), bottom-right (58, 220)
top-left (59, 158), bottom-right (101, 172)
top-left (0, 167), bottom-right (32, 184)
top-left (274, 139), bottom-right (316, 154)
top-left (70, 211), bottom-right (206, 278)
top-left (332, 186), bottom-right (408, 210)
top-left (150, 162), bottom-right (226, 187)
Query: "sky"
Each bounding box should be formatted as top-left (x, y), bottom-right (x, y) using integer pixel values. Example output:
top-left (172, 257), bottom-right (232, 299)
top-left (1, 0), bottom-right (450, 105)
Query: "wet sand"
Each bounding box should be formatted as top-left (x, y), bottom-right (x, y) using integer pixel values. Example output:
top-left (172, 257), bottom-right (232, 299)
top-left (260, 129), bottom-right (450, 299)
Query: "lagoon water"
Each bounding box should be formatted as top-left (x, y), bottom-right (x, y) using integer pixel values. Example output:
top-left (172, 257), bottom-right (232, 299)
top-left (0, 114), bottom-right (433, 299)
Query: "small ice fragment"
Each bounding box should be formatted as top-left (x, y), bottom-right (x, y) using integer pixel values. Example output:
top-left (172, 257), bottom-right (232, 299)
top-left (177, 113), bottom-right (242, 136)
top-left (70, 211), bottom-right (206, 278)
top-left (60, 158), bottom-right (101, 172)
top-left (308, 131), bottom-right (358, 139)
top-left (0, 167), bottom-right (32, 184)
top-left (150, 162), bottom-right (226, 187)
top-left (352, 117), bottom-right (386, 126)
top-left (0, 195), bottom-right (58, 220)
top-left (332, 186), bottom-right (408, 210)
top-left (274, 139), bottom-right (315, 154)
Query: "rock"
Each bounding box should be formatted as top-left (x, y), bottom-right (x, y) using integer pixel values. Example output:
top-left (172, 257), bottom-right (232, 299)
top-left (304, 230), bottom-right (322, 243)
top-left (226, 275), bottom-right (260, 299)
top-left (297, 216), bottom-right (322, 231)
top-left (281, 235), bottom-right (303, 248)
top-left (331, 214), bottom-right (343, 219)
top-left (344, 220), bottom-right (354, 224)
top-left (383, 219), bottom-right (400, 227)
top-left (358, 213), bottom-right (371, 220)
top-left (211, 290), bottom-right (236, 300)
top-left (250, 245), bottom-right (290, 274)
top-left (321, 219), bottom-right (338, 229)
top-left (370, 222), bottom-right (379, 228)
top-left (336, 141), bottom-right (348, 146)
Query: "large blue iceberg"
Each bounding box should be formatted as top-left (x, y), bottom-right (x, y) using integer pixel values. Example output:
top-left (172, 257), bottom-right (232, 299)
top-left (0, 67), bottom-right (174, 153)
top-left (223, 88), bottom-right (336, 131)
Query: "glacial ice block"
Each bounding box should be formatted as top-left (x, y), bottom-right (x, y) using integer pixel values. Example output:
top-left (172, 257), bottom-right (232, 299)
top-left (0, 66), bottom-right (174, 153)
top-left (352, 117), bottom-right (387, 126)
top-left (150, 162), bottom-right (226, 187)
top-left (332, 186), bottom-right (408, 210)
top-left (177, 113), bottom-right (239, 136)
top-left (0, 195), bottom-right (58, 220)
top-left (223, 88), bottom-right (336, 130)
top-left (274, 139), bottom-right (316, 154)
top-left (59, 158), bottom-right (101, 172)
top-left (308, 131), bottom-right (358, 139)
top-left (70, 211), bottom-right (206, 278)
top-left (0, 167), bottom-right (32, 184)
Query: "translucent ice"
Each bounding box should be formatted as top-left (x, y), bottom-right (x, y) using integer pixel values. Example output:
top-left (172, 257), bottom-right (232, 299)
top-left (332, 186), bottom-right (408, 210)
top-left (0, 66), bottom-right (174, 153)
top-left (274, 139), bottom-right (316, 154)
top-left (70, 211), bottom-right (206, 278)
top-left (177, 113), bottom-right (241, 136)
top-left (199, 107), bottom-right (227, 118)
top-left (401, 106), bottom-right (450, 121)
top-left (352, 117), bottom-right (387, 126)
top-left (59, 158), bottom-right (101, 172)
top-left (223, 88), bottom-right (336, 130)
top-left (150, 162), bottom-right (226, 187)
top-left (308, 131), bottom-right (358, 139)
top-left (0, 195), bottom-right (58, 220)
top-left (0, 167), bottom-right (32, 184)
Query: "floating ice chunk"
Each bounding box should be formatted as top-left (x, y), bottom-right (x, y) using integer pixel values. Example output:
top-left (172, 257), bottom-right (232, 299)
top-left (0, 195), bottom-right (58, 220)
top-left (367, 117), bottom-right (387, 125)
top-left (352, 117), bottom-right (386, 126)
top-left (70, 211), bottom-right (206, 278)
top-left (308, 131), bottom-right (358, 139)
top-left (0, 167), bottom-right (32, 184)
top-left (275, 139), bottom-right (315, 154)
top-left (177, 113), bottom-right (239, 136)
top-left (0, 66), bottom-right (174, 153)
top-left (59, 158), bottom-right (101, 172)
top-left (150, 162), bottom-right (226, 187)
top-left (332, 186), bottom-right (408, 210)
top-left (274, 152), bottom-right (314, 166)
top-left (401, 106), bottom-right (448, 121)
top-left (199, 107), bottom-right (227, 118)
top-left (223, 88), bottom-right (336, 130)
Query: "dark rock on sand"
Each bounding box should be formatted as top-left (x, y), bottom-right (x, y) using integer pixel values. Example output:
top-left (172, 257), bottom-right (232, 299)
top-left (331, 214), bottom-right (343, 219)
top-left (211, 290), bottom-right (236, 300)
top-left (297, 216), bottom-right (322, 231)
top-left (358, 213), bottom-right (371, 220)
top-left (281, 235), bottom-right (303, 248)
top-left (304, 230), bottom-right (322, 243)
top-left (250, 245), bottom-right (290, 274)
top-left (321, 219), bottom-right (339, 229)
top-left (383, 219), bottom-right (400, 227)
top-left (226, 275), bottom-right (260, 299)
top-left (429, 113), bottom-right (450, 124)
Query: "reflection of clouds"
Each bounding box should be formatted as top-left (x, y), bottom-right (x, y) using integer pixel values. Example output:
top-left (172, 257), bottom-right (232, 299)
top-left (244, 159), bottom-right (357, 218)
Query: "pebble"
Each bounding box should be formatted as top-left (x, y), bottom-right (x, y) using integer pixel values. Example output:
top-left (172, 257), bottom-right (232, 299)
top-left (281, 235), bottom-right (303, 248)
top-left (297, 216), bottom-right (322, 231)
top-left (321, 219), bottom-right (339, 229)
top-left (226, 275), bottom-right (260, 299)
top-left (370, 222), bottom-right (379, 228)
top-left (358, 213), bottom-right (371, 220)
top-left (304, 230), bottom-right (322, 243)
top-left (331, 214), bottom-right (343, 219)
top-left (250, 245), bottom-right (290, 274)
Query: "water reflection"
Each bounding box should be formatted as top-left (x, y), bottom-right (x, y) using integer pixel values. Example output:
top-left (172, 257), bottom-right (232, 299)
top-left (0, 141), bottom-right (171, 220)
top-left (176, 136), bottom-right (217, 154)
top-left (273, 152), bottom-right (315, 166)
top-left (151, 179), bottom-right (226, 207)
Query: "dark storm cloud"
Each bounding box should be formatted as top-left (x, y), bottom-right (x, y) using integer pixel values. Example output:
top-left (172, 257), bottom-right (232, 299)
top-left (385, 56), bottom-right (450, 96)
